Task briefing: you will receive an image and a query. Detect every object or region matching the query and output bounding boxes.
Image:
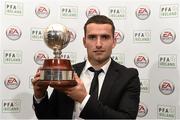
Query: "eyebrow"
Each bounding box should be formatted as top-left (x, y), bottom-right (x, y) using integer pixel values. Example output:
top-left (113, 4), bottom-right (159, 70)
top-left (87, 33), bottom-right (111, 36)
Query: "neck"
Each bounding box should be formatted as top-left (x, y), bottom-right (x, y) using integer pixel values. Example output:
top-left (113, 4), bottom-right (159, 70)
top-left (89, 58), bottom-right (110, 70)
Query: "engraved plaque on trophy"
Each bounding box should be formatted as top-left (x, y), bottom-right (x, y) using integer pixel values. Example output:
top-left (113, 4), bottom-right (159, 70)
top-left (38, 24), bottom-right (77, 87)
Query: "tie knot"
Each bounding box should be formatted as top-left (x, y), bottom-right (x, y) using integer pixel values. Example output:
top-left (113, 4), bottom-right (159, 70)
top-left (88, 67), bottom-right (103, 75)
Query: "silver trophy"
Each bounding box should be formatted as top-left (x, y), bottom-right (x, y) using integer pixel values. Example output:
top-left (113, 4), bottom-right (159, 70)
top-left (38, 24), bottom-right (77, 87)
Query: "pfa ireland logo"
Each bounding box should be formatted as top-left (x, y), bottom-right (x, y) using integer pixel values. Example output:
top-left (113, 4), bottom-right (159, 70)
top-left (111, 53), bottom-right (125, 65)
top-left (134, 30), bottom-right (151, 43)
top-left (86, 6), bottom-right (100, 18)
top-left (134, 53), bottom-right (149, 68)
top-left (35, 4), bottom-right (50, 18)
top-left (60, 6), bottom-right (78, 18)
top-left (60, 52), bottom-right (76, 65)
top-left (158, 54), bottom-right (177, 68)
top-left (135, 5), bottom-right (151, 20)
top-left (158, 105), bottom-right (176, 119)
top-left (160, 4), bottom-right (178, 18)
top-left (3, 50), bottom-right (22, 64)
top-left (159, 80), bottom-right (175, 95)
top-left (160, 29), bottom-right (176, 44)
top-left (31, 28), bottom-right (44, 41)
top-left (5, 1), bottom-right (23, 16)
top-left (109, 6), bottom-right (126, 19)
top-left (6, 26), bottom-right (22, 40)
top-left (2, 99), bottom-right (21, 113)
top-left (140, 79), bottom-right (150, 93)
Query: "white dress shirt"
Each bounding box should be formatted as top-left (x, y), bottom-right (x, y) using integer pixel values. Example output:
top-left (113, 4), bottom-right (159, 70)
top-left (73, 58), bottom-right (111, 119)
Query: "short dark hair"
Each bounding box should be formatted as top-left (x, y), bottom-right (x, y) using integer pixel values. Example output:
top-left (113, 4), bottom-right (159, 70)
top-left (84, 15), bottom-right (115, 37)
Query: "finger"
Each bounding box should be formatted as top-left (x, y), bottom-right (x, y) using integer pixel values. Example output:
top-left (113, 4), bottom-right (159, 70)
top-left (64, 90), bottom-right (71, 96)
top-left (32, 77), bottom-right (40, 86)
top-left (73, 72), bottom-right (81, 84)
top-left (32, 79), bottom-right (36, 86)
top-left (34, 72), bottom-right (40, 79)
top-left (32, 76), bottom-right (40, 86)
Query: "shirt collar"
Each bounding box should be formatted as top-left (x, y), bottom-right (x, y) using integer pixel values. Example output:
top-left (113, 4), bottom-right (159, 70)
top-left (84, 58), bottom-right (111, 74)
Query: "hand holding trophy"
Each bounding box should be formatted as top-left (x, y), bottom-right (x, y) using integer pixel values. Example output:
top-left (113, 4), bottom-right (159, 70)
top-left (38, 24), bottom-right (77, 87)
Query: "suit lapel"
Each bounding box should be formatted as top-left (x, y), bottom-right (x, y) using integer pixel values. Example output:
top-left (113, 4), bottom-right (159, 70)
top-left (73, 61), bottom-right (86, 76)
top-left (99, 60), bottom-right (119, 103)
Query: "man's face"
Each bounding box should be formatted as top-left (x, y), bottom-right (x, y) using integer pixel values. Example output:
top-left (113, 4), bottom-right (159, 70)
top-left (83, 23), bottom-right (116, 65)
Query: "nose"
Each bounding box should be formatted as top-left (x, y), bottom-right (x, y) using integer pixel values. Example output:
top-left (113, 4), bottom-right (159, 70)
top-left (96, 38), bottom-right (102, 48)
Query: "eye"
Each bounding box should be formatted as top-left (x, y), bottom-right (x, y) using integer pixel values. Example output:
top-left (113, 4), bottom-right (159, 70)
top-left (101, 35), bottom-right (110, 40)
top-left (87, 35), bottom-right (97, 40)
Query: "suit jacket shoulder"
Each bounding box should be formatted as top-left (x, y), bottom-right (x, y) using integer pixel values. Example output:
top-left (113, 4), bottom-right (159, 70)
top-left (109, 59), bottom-right (139, 77)
top-left (72, 61), bottom-right (86, 76)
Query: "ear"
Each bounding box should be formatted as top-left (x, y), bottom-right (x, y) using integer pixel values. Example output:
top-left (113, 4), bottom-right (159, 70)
top-left (83, 37), bottom-right (87, 48)
top-left (112, 38), bottom-right (117, 48)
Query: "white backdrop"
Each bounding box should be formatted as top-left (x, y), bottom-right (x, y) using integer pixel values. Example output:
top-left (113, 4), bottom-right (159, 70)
top-left (1, 0), bottom-right (180, 119)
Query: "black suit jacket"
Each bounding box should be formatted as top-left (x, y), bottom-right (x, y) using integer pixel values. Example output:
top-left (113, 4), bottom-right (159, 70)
top-left (33, 59), bottom-right (140, 119)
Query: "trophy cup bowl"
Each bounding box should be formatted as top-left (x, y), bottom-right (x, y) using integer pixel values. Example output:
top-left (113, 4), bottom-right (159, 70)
top-left (38, 24), bottom-right (77, 87)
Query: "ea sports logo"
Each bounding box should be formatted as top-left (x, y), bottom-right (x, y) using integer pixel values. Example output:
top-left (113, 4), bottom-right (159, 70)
top-left (6, 26), bottom-right (22, 40)
top-left (114, 30), bottom-right (124, 44)
top-left (68, 28), bottom-right (76, 42)
top-left (160, 29), bottom-right (176, 44)
top-left (34, 51), bottom-right (49, 65)
top-left (135, 5), bottom-right (151, 20)
top-left (159, 80), bottom-right (175, 95)
top-left (134, 53), bottom-right (149, 68)
top-left (86, 6), bottom-right (100, 18)
top-left (4, 75), bottom-right (20, 90)
top-left (138, 102), bottom-right (148, 117)
top-left (35, 4), bottom-right (50, 18)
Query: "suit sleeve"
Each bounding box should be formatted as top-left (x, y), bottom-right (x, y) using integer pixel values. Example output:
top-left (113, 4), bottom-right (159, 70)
top-left (80, 68), bottom-right (140, 119)
top-left (33, 91), bottom-right (58, 119)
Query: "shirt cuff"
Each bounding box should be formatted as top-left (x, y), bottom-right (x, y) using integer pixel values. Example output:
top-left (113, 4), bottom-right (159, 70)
top-left (33, 93), bottom-right (46, 104)
top-left (80, 94), bottom-right (90, 111)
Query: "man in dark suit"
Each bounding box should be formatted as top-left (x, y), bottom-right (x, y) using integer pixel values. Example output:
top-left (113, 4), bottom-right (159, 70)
top-left (32, 15), bottom-right (140, 119)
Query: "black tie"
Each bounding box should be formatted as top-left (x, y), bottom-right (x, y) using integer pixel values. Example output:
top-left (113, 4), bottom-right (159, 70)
top-left (88, 67), bottom-right (103, 100)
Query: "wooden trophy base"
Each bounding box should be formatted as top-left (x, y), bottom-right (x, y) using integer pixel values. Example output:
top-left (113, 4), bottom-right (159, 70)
top-left (39, 59), bottom-right (77, 87)
top-left (37, 80), bottom-right (77, 87)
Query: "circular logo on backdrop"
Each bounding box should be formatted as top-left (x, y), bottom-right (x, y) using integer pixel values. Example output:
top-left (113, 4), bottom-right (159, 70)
top-left (4, 75), bottom-right (20, 90)
top-left (6, 26), bottom-right (22, 40)
top-left (68, 28), bottom-right (76, 42)
top-left (159, 80), bottom-right (175, 95)
top-left (135, 5), bottom-right (151, 20)
top-left (138, 102), bottom-right (148, 117)
top-left (134, 53), bottom-right (149, 68)
top-left (86, 6), bottom-right (100, 18)
top-left (114, 30), bottom-right (124, 44)
top-left (34, 51), bottom-right (49, 65)
top-left (35, 4), bottom-right (50, 18)
top-left (160, 29), bottom-right (176, 44)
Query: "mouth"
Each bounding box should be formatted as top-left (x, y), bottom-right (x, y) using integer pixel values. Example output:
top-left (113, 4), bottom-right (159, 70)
top-left (94, 50), bottom-right (105, 54)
